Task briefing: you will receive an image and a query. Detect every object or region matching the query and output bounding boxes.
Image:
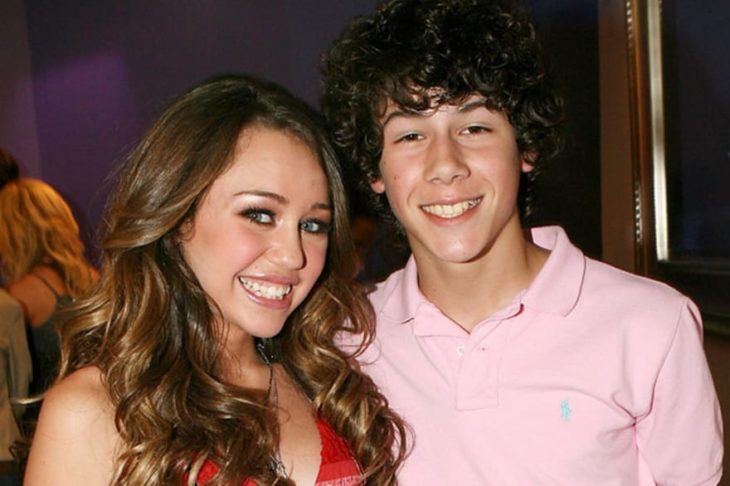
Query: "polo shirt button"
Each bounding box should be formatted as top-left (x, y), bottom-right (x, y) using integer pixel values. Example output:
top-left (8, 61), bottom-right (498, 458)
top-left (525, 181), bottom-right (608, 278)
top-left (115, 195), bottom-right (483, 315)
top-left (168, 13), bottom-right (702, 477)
top-left (456, 345), bottom-right (465, 357)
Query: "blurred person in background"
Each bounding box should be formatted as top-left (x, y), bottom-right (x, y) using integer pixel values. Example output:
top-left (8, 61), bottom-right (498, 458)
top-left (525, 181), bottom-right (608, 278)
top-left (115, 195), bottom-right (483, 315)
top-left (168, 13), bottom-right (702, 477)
top-left (0, 289), bottom-right (30, 486)
top-left (0, 149), bottom-right (20, 190)
top-left (0, 178), bottom-right (98, 397)
top-left (0, 149), bottom-right (31, 485)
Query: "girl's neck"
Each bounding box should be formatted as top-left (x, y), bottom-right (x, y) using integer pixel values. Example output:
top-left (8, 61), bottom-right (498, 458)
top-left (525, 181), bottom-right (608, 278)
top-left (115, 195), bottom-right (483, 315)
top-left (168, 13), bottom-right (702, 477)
top-left (218, 329), bottom-right (271, 389)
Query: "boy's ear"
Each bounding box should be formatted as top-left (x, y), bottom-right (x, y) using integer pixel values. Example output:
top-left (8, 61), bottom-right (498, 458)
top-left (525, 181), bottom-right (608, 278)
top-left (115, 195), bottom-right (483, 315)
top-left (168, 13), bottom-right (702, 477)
top-left (521, 152), bottom-right (537, 173)
top-left (370, 178), bottom-right (386, 194)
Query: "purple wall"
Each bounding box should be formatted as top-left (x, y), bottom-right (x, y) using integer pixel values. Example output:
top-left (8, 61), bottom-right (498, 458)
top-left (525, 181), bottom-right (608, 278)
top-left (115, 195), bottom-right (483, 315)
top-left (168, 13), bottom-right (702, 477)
top-left (4, 0), bottom-right (600, 262)
top-left (15, 0), bottom-right (378, 260)
top-left (0, 0), bottom-right (42, 176)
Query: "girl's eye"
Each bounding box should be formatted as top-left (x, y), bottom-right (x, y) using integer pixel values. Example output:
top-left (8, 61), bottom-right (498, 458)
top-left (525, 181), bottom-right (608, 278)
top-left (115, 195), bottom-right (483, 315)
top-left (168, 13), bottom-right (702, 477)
top-left (395, 132), bottom-right (423, 143)
top-left (300, 219), bottom-right (331, 235)
top-left (242, 208), bottom-right (274, 225)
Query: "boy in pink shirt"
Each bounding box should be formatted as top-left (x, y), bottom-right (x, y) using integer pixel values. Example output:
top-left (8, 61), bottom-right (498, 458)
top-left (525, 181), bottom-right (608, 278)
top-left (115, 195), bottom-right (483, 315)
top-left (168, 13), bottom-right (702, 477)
top-left (322, 0), bottom-right (723, 484)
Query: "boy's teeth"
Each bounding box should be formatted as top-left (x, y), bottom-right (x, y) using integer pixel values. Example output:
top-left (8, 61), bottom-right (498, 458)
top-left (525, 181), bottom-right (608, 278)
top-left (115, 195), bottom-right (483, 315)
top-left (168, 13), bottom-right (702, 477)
top-left (239, 278), bottom-right (292, 300)
top-left (422, 198), bottom-right (480, 218)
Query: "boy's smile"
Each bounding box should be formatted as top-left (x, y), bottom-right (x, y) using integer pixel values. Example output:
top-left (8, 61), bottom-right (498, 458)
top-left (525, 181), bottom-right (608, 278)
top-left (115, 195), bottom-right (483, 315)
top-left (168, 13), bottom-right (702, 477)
top-left (372, 95), bottom-right (533, 266)
top-left (421, 196), bottom-right (483, 220)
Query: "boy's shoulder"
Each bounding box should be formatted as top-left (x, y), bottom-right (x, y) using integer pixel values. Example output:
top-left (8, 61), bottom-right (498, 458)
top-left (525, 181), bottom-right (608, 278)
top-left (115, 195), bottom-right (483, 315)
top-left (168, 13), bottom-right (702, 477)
top-left (570, 254), bottom-right (699, 351)
top-left (529, 225), bottom-right (691, 316)
top-left (583, 255), bottom-right (689, 310)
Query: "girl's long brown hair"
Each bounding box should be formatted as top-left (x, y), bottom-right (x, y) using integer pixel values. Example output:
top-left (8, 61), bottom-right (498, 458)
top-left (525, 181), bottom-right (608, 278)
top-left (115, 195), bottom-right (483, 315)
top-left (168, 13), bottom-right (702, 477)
top-left (56, 74), bottom-right (406, 485)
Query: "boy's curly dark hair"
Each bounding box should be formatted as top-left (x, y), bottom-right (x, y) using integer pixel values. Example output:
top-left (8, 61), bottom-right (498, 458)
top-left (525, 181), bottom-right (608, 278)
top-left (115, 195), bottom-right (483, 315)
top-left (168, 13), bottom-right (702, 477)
top-left (321, 0), bottom-right (564, 222)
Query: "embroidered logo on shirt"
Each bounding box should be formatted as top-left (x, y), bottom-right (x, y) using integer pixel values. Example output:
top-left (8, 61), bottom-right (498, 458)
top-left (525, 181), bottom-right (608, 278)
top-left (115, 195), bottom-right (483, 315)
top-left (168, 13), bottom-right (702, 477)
top-left (560, 399), bottom-right (572, 422)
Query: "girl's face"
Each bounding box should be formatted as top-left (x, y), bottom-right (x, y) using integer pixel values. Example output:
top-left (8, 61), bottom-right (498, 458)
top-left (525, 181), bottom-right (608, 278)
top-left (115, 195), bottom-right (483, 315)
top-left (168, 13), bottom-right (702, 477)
top-left (179, 126), bottom-right (331, 345)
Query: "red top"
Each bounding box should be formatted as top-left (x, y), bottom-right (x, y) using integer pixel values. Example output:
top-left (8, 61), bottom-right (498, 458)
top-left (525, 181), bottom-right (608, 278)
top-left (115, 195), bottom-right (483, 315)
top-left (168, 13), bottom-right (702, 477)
top-left (194, 416), bottom-right (362, 485)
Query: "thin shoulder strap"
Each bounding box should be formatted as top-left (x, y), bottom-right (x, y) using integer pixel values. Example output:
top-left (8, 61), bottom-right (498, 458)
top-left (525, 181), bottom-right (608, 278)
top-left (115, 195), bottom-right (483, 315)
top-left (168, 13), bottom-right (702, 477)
top-left (30, 270), bottom-right (62, 299)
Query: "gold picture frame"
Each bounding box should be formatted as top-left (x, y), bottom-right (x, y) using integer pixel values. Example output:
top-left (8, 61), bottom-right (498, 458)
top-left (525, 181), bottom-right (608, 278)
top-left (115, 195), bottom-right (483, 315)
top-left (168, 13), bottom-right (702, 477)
top-left (624, 0), bottom-right (730, 332)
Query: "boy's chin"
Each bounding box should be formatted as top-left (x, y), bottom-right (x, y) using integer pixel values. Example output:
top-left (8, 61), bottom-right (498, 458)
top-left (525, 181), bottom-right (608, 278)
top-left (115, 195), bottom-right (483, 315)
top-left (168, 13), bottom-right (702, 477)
top-left (410, 240), bottom-right (488, 265)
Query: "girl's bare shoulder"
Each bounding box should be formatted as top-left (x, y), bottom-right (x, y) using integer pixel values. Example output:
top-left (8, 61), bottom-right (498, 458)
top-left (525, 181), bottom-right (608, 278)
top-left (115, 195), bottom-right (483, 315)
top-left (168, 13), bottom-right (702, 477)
top-left (24, 366), bottom-right (118, 486)
top-left (41, 366), bottom-right (112, 425)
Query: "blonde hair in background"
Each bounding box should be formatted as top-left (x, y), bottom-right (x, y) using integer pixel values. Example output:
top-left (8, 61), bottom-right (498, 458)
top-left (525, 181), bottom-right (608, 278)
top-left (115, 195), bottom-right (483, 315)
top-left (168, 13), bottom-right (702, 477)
top-left (0, 178), bottom-right (94, 297)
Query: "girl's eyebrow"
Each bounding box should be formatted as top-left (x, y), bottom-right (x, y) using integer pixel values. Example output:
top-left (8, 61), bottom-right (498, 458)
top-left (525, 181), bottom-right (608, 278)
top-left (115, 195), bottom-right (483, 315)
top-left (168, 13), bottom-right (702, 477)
top-left (312, 202), bottom-right (332, 211)
top-left (234, 190), bottom-right (332, 211)
top-left (234, 189), bottom-right (287, 203)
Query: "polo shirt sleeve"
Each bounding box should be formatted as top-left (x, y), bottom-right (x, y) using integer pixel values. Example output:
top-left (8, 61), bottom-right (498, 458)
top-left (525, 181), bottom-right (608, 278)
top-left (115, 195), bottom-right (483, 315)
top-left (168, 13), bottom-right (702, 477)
top-left (635, 298), bottom-right (723, 485)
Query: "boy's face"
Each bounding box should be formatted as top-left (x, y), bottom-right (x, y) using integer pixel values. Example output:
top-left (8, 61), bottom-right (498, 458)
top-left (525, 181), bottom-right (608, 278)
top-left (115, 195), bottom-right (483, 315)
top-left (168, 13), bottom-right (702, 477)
top-left (371, 94), bottom-right (533, 265)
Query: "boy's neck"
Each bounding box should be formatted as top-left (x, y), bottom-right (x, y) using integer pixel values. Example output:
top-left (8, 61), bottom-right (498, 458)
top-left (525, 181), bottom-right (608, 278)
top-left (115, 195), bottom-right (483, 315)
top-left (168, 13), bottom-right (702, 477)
top-left (413, 226), bottom-right (549, 333)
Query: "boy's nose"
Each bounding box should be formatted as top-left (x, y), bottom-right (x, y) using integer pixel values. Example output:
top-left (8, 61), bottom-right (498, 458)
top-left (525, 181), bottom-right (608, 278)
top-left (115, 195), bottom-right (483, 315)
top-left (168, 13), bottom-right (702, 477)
top-left (425, 137), bottom-right (469, 184)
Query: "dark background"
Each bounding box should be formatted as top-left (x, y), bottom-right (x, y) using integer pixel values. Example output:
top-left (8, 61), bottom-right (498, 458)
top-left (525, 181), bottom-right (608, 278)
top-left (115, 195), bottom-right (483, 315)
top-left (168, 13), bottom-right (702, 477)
top-left (1, 0), bottom-right (599, 263)
top-left (662, 0), bottom-right (730, 261)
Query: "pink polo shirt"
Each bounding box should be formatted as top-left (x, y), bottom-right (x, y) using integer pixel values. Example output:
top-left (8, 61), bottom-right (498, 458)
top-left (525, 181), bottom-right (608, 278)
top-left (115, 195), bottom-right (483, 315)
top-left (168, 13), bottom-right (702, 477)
top-left (347, 226), bottom-right (723, 485)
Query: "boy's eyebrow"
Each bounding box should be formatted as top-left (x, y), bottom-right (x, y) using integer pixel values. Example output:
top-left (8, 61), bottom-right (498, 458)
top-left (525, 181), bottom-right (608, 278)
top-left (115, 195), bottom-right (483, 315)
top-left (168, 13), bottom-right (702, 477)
top-left (381, 109), bottom-right (419, 127)
top-left (382, 98), bottom-right (489, 126)
top-left (457, 99), bottom-right (488, 113)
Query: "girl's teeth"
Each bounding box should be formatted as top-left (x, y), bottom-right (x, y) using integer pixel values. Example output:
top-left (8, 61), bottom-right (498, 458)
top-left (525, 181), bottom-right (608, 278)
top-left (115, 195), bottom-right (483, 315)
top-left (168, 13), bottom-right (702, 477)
top-left (239, 278), bottom-right (292, 300)
top-left (422, 198), bottom-right (480, 218)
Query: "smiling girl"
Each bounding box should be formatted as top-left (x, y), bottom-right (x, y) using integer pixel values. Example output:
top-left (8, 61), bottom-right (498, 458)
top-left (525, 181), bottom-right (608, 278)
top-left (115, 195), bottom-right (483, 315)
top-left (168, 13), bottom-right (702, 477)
top-left (24, 74), bottom-right (406, 486)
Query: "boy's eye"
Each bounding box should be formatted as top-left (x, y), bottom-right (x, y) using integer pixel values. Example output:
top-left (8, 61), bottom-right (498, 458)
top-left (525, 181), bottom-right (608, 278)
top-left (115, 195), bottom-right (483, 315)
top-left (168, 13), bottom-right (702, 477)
top-left (462, 125), bottom-right (490, 135)
top-left (242, 208), bottom-right (274, 225)
top-left (300, 219), bottom-right (331, 234)
top-left (394, 132), bottom-right (423, 143)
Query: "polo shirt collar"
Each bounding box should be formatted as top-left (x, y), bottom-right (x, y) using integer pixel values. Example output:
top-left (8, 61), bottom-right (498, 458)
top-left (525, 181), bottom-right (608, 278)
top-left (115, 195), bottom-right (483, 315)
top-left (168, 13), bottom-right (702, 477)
top-left (378, 225), bottom-right (585, 324)
top-left (380, 255), bottom-right (425, 324)
top-left (521, 225), bottom-right (585, 316)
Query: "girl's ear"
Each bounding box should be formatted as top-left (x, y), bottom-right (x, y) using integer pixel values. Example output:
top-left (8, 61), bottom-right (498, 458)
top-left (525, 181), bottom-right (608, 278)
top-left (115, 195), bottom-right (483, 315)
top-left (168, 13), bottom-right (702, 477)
top-left (176, 218), bottom-right (194, 243)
